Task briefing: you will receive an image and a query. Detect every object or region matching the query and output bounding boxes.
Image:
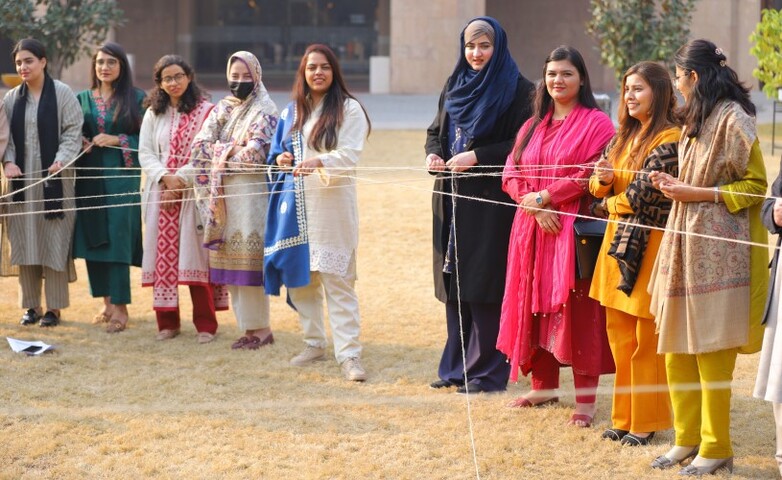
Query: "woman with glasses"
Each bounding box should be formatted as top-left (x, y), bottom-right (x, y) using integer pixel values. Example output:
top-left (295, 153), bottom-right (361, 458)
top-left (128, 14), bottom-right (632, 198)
top-left (649, 39), bottom-right (767, 475)
top-left (139, 54), bottom-right (227, 343)
top-left (74, 42), bottom-right (145, 333)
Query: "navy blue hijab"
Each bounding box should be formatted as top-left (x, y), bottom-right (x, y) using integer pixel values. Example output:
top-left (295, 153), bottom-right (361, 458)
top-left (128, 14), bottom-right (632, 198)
top-left (443, 16), bottom-right (520, 141)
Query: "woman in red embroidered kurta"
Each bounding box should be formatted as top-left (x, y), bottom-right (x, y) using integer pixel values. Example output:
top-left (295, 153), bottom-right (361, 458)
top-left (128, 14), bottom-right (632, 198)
top-left (497, 46), bottom-right (615, 427)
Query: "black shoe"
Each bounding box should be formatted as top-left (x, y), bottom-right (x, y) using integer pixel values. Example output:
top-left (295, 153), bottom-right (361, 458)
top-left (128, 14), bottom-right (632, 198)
top-left (456, 382), bottom-right (502, 395)
top-left (620, 431), bottom-right (655, 446)
top-left (20, 309), bottom-right (41, 325)
top-left (39, 311), bottom-right (60, 327)
top-left (429, 379), bottom-right (455, 389)
top-left (601, 428), bottom-right (629, 441)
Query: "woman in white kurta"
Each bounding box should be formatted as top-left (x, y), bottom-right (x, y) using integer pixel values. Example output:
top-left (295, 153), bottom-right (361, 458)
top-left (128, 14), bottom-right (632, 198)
top-left (2, 39), bottom-right (82, 327)
top-left (273, 44), bottom-right (370, 381)
top-left (139, 54), bottom-right (228, 344)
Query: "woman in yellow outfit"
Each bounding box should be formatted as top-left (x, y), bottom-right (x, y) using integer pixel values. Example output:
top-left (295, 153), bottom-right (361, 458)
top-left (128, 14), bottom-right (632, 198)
top-left (648, 39), bottom-right (767, 476)
top-left (589, 61), bottom-right (679, 447)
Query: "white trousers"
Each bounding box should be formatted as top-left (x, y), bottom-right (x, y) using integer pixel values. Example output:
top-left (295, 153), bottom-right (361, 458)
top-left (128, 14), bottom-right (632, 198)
top-left (773, 402), bottom-right (782, 476)
top-left (288, 270), bottom-right (361, 363)
top-left (227, 285), bottom-right (270, 332)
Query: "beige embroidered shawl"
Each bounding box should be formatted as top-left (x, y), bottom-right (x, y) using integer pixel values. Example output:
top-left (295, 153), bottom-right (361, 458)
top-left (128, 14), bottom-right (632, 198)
top-left (650, 100), bottom-right (755, 353)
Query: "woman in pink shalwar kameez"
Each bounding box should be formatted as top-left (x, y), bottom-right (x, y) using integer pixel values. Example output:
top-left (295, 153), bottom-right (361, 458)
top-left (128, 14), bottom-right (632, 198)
top-left (497, 46), bottom-right (615, 427)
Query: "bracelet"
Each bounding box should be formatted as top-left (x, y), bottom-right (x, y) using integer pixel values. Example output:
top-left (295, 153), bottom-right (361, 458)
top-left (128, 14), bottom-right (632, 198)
top-left (713, 186), bottom-right (720, 204)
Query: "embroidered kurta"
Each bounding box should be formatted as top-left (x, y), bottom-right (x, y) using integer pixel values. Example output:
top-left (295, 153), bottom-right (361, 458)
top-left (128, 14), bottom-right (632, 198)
top-left (1, 80), bottom-right (82, 274)
top-left (73, 88), bottom-right (144, 267)
top-left (190, 52), bottom-right (278, 286)
top-left (650, 101), bottom-right (768, 354)
top-left (296, 98), bottom-right (368, 277)
top-left (589, 127), bottom-right (680, 318)
top-left (139, 102), bottom-right (229, 311)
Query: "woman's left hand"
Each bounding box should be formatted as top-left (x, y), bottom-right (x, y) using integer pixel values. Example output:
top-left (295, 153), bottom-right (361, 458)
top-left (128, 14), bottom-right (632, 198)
top-left (91, 133), bottom-right (119, 148)
top-left (534, 208), bottom-right (562, 234)
top-left (293, 157), bottom-right (323, 177)
top-left (658, 177), bottom-right (700, 202)
top-left (160, 189), bottom-right (180, 212)
top-left (47, 161), bottom-right (64, 175)
top-left (446, 151), bottom-right (477, 173)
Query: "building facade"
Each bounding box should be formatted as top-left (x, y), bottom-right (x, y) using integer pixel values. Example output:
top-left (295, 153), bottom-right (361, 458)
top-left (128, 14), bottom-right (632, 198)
top-left (39, 0), bottom-right (768, 94)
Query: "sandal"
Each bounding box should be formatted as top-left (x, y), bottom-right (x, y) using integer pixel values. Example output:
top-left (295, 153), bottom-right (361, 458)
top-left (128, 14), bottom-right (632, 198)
top-left (197, 332), bottom-right (215, 344)
top-left (506, 396), bottom-right (559, 408)
top-left (568, 413), bottom-right (594, 428)
top-left (106, 317), bottom-right (127, 333)
top-left (92, 312), bottom-right (110, 324)
top-left (155, 329), bottom-right (180, 341)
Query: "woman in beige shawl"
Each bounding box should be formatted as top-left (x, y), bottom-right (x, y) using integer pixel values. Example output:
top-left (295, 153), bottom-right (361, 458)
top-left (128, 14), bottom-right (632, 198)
top-left (648, 39), bottom-right (767, 476)
top-left (190, 51), bottom-right (279, 350)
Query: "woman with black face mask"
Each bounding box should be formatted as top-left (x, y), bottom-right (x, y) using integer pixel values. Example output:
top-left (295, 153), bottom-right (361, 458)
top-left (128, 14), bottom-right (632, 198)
top-left (189, 51), bottom-right (279, 350)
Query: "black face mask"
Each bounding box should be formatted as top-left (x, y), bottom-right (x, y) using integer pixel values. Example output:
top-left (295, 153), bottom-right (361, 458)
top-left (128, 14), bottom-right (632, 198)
top-left (229, 81), bottom-right (253, 100)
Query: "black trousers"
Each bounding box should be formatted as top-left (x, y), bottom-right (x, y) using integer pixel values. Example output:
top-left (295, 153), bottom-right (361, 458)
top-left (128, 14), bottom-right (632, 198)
top-left (437, 300), bottom-right (510, 391)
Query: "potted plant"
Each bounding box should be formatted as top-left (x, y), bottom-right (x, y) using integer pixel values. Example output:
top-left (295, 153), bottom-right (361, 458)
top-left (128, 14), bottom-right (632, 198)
top-left (750, 8), bottom-right (782, 100)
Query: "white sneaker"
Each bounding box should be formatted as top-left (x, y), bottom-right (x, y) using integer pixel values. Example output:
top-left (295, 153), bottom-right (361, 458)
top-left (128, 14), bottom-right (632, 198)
top-left (341, 357), bottom-right (367, 382)
top-left (289, 345), bottom-right (326, 366)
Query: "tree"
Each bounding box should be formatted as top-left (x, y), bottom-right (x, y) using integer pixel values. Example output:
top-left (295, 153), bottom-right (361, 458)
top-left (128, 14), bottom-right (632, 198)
top-left (0, 0), bottom-right (125, 78)
top-left (750, 8), bottom-right (782, 99)
top-left (587, 0), bottom-right (698, 86)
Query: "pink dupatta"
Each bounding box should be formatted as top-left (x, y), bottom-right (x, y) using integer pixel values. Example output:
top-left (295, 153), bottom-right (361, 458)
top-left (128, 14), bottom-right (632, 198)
top-left (496, 105), bottom-right (614, 380)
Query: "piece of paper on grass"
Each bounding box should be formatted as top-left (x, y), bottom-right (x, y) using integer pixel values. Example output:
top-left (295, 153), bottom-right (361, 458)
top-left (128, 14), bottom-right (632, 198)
top-left (6, 337), bottom-right (54, 355)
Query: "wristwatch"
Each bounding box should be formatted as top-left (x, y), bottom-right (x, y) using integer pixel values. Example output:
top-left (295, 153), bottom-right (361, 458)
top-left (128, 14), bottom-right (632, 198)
top-left (535, 193), bottom-right (544, 205)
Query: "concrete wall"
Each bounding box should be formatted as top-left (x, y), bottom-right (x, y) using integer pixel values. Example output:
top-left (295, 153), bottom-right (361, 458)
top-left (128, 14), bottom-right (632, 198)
top-left (689, 0), bottom-right (760, 90)
top-left (487, 0), bottom-right (615, 93)
top-left (389, 0), bottom-right (485, 93)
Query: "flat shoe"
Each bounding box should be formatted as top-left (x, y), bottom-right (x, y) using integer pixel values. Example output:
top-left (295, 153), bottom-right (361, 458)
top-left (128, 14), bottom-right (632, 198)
top-left (20, 308), bottom-right (41, 325)
top-left (39, 311), bottom-right (60, 327)
top-left (620, 431), bottom-right (655, 446)
top-left (155, 329), bottom-right (180, 341)
top-left (650, 446), bottom-right (699, 470)
top-left (601, 428), bottom-right (629, 441)
top-left (678, 456), bottom-right (733, 476)
top-left (232, 333), bottom-right (274, 350)
top-left (507, 396), bottom-right (559, 408)
top-left (429, 379), bottom-right (455, 389)
top-left (197, 332), bottom-right (215, 344)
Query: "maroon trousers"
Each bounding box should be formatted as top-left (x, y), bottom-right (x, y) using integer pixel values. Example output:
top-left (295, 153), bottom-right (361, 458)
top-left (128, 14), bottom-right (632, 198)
top-left (530, 348), bottom-right (600, 404)
top-left (156, 284), bottom-right (218, 334)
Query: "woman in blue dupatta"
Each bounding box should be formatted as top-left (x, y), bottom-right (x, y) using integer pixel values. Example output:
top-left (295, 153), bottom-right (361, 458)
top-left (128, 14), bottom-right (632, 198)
top-left (425, 17), bottom-right (535, 394)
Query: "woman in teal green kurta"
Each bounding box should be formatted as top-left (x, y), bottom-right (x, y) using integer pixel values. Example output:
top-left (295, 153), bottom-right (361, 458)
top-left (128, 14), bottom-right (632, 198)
top-left (74, 42), bottom-right (144, 333)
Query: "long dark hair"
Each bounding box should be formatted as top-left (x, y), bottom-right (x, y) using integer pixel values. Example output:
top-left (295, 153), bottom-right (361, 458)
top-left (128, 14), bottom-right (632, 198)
top-left (610, 61), bottom-right (679, 170)
top-left (514, 46), bottom-right (598, 163)
top-left (11, 38), bottom-right (48, 75)
top-left (292, 44), bottom-right (370, 151)
top-left (674, 38), bottom-right (755, 138)
top-left (145, 55), bottom-right (204, 115)
top-left (90, 42), bottom-right (141, 133)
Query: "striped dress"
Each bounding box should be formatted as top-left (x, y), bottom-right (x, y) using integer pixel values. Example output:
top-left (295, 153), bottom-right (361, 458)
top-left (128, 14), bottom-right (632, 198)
top-left (1, 80), bottom-right (83, 274)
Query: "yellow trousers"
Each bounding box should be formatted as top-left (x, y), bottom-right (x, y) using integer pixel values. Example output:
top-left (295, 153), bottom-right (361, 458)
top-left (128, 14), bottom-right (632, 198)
top-left (665, 349), bottom-right (738, 459)
top-left (605, 308), bottom-right (672, 432)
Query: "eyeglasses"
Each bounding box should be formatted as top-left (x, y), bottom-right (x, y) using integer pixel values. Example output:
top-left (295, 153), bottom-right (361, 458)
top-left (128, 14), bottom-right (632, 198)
top-left (96, 58), bottom-right (119, 68)
top-left (161, 73), bottom-right (187, 85)
top-left (673, 71), bottom-right (691, 84)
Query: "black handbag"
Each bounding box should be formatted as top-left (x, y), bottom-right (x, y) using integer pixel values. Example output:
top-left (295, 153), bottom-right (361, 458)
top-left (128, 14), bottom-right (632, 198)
top-left (573, 219), bottom-right (606, 279)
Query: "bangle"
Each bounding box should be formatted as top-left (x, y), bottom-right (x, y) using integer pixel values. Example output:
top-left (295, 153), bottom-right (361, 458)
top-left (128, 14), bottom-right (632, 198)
top-left (713, 186), bottom-right (720, 204)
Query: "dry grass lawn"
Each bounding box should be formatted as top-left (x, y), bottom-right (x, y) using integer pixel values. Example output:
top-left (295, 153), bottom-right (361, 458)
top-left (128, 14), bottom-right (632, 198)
top-left (0, 129), bottom-right (780, 479)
